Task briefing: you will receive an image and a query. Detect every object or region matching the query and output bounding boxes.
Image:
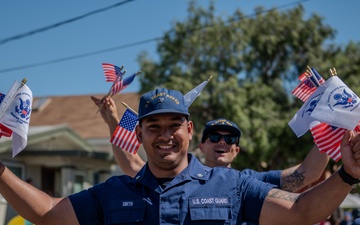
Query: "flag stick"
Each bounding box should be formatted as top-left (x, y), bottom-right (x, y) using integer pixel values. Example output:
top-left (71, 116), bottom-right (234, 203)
top-left (121, 101), bottom-right (138, 116)
top-left (306, 66), bottom-right (321, 87)
top-left (21, 78), bottom-right (27, 86)
top-left (0, 78), bottom-right (27, 119)
top-left (329, 67), bottom-right (337, 76)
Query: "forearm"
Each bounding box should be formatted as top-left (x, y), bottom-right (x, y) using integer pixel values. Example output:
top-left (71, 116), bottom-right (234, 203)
top-left (280, 145), bottom-right (329, 192)
top-left (0, 163), bottom-right (58, 223)
top-left (261, 169), bottom-right (352, 225)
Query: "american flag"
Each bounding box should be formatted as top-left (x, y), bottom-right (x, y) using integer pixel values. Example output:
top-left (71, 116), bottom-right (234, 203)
top-left (110, 109), bottom-right (140, 154)
top-left (0, 93), bottom-right (13, 138)
top-left (292, 68), bottom-right (325, 102)
top-left (110, 73), bottom-right (136, 96)
top-left (0, 123), bottom-right (12, 138)
top-left (292, 73), bottom-right (317, 102)
top-left (310, 122), bottom-right (345, 162)
top-left (102, 63), bottom-right (124, 82)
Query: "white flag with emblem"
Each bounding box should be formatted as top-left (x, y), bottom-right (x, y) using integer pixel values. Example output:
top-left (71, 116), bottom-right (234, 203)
top-left (0, 80), bottom-right (33, 157)
top-left (310, 76), bottom-right (360, 130)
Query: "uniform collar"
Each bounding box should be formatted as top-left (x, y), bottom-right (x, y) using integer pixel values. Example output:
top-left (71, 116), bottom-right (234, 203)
top-left (131, 153), bottom-right (209, 191)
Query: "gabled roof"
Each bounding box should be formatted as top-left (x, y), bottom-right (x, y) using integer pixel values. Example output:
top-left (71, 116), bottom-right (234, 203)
top-left (29, 92), bottom-right (140, 139)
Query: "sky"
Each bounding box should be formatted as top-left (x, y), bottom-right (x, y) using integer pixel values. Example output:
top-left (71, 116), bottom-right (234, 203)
top-left (1, 0), bottom-right (359, 98)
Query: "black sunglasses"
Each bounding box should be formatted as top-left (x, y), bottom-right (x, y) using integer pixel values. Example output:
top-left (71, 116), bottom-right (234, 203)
top-left (208, 134), bottom-right (238, 145)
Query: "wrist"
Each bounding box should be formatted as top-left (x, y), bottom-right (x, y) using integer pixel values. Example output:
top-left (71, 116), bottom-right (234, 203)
top-left (338, 165), bottom-right (360, 186)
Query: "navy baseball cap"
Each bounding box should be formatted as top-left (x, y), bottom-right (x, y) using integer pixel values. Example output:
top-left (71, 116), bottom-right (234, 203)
top-left (138, 88), bottom-right (190, 120)
top-left (201, 118), bottom-right (242, 143)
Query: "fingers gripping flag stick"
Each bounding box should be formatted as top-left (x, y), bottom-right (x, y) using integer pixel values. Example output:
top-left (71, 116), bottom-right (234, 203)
top-left (111, 108), bottom-right (140, 154)
top-left (0, 78), bottom-right (32, 157)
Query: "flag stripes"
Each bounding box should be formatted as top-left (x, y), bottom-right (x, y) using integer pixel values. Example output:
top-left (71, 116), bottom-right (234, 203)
top-left (110, 109), bottom-right (140, 154)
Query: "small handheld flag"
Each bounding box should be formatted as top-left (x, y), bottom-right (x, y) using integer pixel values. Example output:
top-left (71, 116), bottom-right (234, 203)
top-left (111, 108), bottom-right (140, 154)
top-left (97, 63), bottom-right (140, 113)
top-left (0, 78), bottom-right (33, 157)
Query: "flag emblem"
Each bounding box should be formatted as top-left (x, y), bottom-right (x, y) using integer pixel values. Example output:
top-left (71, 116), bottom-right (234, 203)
top-left (332, 89), bottom-right (358, 109)
top-left (15, 97), bottom-right (32, 120)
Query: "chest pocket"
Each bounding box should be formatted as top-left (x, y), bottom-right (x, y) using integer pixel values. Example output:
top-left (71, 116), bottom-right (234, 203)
top-left (189, 197), bottom-right (231, 223)
top-left (107, 199), bottom-right (146, 224)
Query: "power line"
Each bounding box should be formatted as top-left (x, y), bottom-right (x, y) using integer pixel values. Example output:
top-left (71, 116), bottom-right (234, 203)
top-left (0, 0), bottom-right (309, 74)
top-left (0, 0), bottom-right (134, 46)
top-left (0, 37), bottom-right (162, 73)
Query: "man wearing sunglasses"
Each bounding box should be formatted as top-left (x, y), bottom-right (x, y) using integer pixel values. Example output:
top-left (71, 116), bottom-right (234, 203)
top-left (92, 97), bottom-right (329, 193)
top-left (198, 118), bottom-right (330, 192)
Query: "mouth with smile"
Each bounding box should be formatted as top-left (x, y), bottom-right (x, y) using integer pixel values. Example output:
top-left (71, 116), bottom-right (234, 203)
top-left (214, 148), bottom-right (229, 154)
top-left (156, 144), bottom-right (177, 152)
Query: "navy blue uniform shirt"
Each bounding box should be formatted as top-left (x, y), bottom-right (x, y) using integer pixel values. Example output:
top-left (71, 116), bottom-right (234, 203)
top-left (69, 154), bottom-right (277, 225)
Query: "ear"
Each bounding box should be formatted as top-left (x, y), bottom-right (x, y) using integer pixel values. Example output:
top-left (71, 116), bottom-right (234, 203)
top-left (235, 146), bottom-right (240, 155)
top-left (135, 125), bottom-right (143, 143)
top-left (199, 143), bottom-right (205, 153)
top-left (187, 120), bottom-right (194, 140)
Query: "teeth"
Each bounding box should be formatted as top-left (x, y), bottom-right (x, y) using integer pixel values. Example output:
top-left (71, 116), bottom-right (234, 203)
top-left (159, 145), bottom-right (172, 149)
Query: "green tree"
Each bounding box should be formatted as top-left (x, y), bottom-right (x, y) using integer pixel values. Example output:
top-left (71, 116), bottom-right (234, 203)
top-left (137, 1), bottom-right (360, 171)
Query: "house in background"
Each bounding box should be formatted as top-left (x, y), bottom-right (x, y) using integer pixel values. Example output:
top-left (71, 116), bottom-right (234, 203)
top-left (0, 92), bottom-right (146, 224)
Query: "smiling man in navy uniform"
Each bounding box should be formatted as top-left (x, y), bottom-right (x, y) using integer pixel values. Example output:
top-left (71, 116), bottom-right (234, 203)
top-left (1, 87), bottom-right (360, 225)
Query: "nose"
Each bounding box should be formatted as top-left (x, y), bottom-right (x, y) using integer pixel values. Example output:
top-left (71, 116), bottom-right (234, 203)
top-left (217, 137), bottom-right (227, 145)
top-left (158, 128), bottom-right (174, 140)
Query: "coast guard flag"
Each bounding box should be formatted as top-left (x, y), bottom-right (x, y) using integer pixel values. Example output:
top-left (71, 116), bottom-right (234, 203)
top-left (310, 76), bottom-right (360, 130)
top-left (111, 109), bottom-right (140, 154)
top-left (0, 81), bottom-right (33, 157)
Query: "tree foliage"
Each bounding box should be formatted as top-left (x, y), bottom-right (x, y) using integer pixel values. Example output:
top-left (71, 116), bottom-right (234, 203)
top-left (136, 1), bottom-right (360, 171)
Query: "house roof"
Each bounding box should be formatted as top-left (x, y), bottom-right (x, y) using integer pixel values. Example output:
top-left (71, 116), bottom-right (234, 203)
top-left (29, 92), bottom-right (140, 139)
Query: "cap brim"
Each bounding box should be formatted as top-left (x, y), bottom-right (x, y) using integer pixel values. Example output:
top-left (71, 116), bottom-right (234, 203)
top-left (138, 109), bottom-right (190, 120)
top-left (204, 125), bottom-right (241, 137)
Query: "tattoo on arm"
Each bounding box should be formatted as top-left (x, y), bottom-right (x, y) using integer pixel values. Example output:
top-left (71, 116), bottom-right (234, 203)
top-left (281, 169), bottom-right (305, 192)
top-left (267, 189), bottom-right (302, 203)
